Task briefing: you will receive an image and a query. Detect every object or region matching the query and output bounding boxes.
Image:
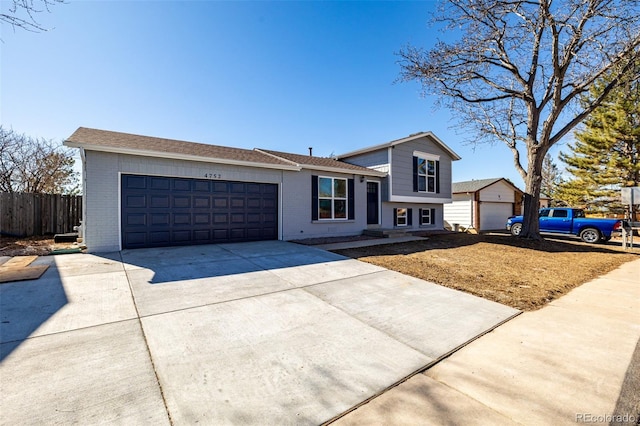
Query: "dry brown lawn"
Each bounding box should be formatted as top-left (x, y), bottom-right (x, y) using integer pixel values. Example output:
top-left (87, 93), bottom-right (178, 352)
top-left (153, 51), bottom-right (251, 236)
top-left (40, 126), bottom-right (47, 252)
top-left (0, 236), bottom-right (77, 257)
top-left (333, 233), bottom-right (638, 311)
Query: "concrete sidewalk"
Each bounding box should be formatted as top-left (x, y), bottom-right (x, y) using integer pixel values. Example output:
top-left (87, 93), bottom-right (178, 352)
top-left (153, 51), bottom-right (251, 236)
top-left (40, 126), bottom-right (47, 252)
top-left (335, 258), bottom-right (640, 425)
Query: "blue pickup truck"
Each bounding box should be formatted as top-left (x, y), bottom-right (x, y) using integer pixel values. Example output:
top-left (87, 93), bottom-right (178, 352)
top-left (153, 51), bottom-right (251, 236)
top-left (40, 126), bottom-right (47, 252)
top-left (506, 208), bottom-right (623, 243)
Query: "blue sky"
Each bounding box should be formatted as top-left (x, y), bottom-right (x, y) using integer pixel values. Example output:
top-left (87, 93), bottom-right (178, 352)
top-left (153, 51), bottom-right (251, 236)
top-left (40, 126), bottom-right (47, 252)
top-left (1, 0), bottom-right (569, 188)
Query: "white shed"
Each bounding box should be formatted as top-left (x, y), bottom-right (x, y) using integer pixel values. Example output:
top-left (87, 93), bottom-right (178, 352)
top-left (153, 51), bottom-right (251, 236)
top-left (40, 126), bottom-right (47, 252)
top-left (444, 178), bottom-right (523, 231)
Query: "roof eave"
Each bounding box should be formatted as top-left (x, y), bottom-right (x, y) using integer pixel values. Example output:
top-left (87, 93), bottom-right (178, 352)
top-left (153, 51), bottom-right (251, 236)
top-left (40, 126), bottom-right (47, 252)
top-left (300, 164), bottom-right (387, 177)
top-left (64, 141), bottom-right (302, 171)
top-left (337, 132), bottom-right (462, 161)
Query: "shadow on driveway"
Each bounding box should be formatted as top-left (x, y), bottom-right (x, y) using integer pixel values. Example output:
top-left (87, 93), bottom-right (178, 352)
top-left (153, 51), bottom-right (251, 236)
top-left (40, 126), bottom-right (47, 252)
top-left (0, 264), bottom-right (68, 362)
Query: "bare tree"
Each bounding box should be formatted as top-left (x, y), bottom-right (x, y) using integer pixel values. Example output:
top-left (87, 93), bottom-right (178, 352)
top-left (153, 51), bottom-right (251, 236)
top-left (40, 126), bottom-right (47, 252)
top-left (398, 0), bottom-right (640, 239)
top-left (0, 126), bottom-right (78, 194)
top-left (1, 0), bottom-right (64, 33)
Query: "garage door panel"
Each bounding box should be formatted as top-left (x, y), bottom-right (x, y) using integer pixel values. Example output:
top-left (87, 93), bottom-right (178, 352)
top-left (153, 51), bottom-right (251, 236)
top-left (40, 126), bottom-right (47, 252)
top-left (151, 213), bottom-right (170, 226)
top-left (150, 196), bottom-right (169, 208)
top-left (230, 198), bottom-right (245, 208)
top-left (125, 175), bottom-right (147, 189)
top-left (173, 196), bottom-right (190, 208)
top-left (230, 213), bottom-right (245, 224)
top-left (173, 214), bottom-right (190, 225)
top-left (230, 183), bottom-right (245, 193)
top-left (212, 197), bottom-right (227, 208)
top-left (213, 214), bottom-right (228, 224)
top-left (126, 195), bottom-right (146, 208)
top-left (121, 175), bottom-right (278, 249)
top-left (150, 231), bottom-right (170, 244)
top-left (479, 202), bottom-right (513, 231)
top-left (150, 177), bottom-right (170, 190)
top-left (193, 180), bottom-right (210, 192)
top-left (193, 230), bottom-right (210, 241)
top-left (193, 196), bottom-right (210, 208)
top-left (172, 178), bottom-right (191, 191)
top-left (125, 213), bottom-right (146, 226)
top-left (194, 214), bottom-right (210, 225)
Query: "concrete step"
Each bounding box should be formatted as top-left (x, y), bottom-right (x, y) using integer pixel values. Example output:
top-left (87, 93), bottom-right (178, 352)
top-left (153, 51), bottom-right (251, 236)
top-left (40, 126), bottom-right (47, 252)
top-left (363, 229), bottom-right (412, 238)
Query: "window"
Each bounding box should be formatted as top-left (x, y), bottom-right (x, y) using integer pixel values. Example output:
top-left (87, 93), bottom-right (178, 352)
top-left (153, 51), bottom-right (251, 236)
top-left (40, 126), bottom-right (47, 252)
top-left (551, 209), bottom-right (568, 218)
top-left (318, 177), bottom-right (348, 220)
top-left (396, 208), bottom-right (408, 226)
top-left (413, 156), bottom-right (439, 193)
top-left (419, 208), bottom-right (436, 225)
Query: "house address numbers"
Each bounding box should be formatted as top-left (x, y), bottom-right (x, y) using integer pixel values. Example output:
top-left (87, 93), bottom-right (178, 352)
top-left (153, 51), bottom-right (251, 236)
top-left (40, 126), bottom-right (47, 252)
top-left (203, 173), bottom-right (222, 179)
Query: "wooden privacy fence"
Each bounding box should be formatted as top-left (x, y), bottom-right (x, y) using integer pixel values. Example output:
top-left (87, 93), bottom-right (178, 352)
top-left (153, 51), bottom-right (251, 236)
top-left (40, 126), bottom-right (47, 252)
top-left (0, 193), bottom-right (82, 237)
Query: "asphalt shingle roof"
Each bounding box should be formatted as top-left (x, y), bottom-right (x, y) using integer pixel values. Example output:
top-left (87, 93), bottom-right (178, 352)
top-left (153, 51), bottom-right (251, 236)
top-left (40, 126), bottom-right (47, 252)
top-left (452, 178), bottom-right (513, 194)
top-left (66, 127), bottom-right (385, 175)
top-left (258, 149), bottom-right (379, 174)
top-left (66, 127), bottom-right (295, 167)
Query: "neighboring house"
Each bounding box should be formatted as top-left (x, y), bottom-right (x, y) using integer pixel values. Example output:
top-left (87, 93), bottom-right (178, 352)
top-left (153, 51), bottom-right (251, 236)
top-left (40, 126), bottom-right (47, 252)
top-left (64, 128), bottom-right (460, 252)
top-left (444, 178), bottom-right (523, 231)
top-left (539, 194), bottom-right (551, 208)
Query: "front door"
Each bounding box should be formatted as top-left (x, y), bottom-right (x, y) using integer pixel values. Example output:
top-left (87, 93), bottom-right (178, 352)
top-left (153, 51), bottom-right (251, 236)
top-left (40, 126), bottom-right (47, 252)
top-left (367, 181), bottom-right (379, 225)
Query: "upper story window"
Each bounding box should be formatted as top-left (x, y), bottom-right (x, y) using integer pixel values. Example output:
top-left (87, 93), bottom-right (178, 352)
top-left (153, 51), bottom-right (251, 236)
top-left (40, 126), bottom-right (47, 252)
top-left (413, 152), bottom-right (440, 194)
top-left (318, 177), bottom-right (347, 219)
top-left (417, 158), bottom-right (437, 193)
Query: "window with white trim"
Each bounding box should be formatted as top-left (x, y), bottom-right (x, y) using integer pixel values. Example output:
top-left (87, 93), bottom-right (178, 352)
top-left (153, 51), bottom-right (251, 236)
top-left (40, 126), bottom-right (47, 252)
top-left (396, 208), bottom-right (408, 226)
top-left (419, 208), bottom-right (436, 225)
top-left (420, 209), bottom-right (431, 225)
top-left (417, 157), bottom-right (437, 193)
top-left (318, 177), bottom-right (348, 220)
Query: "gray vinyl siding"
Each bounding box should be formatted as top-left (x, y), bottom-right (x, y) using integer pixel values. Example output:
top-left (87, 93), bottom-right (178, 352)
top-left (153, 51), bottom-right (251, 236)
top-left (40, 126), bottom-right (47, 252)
top-left (390, 136), bottom-right (453, 199)
top-left (341, 149), bottom-right (388, 168)
top-left (83, 151), bottom-right (283, 252)
top-left (281, 169), bottom-right (367, 241)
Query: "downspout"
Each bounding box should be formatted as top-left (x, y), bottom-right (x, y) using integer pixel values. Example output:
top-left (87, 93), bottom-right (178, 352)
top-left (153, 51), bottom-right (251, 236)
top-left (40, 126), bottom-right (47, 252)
top-left (474, 191), bottom-right (481, 230)
top-left (280, 170), bottom-right (284, 241)
top-left (80, 148), bottom-right (87, 247)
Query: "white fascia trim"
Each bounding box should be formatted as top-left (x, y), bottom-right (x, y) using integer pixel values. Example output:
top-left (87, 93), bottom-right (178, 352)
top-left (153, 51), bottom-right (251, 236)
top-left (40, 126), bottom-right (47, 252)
top-left (337, 131), bottom-right (462, 161)
top-left (302, 164), bottom-right (387, 177)
top-left (413, 150), bottom-right (440, 161)
top-left (64, 142), bottom-right (302, 172)
top-left (388, 195), bottom-right (452, 204)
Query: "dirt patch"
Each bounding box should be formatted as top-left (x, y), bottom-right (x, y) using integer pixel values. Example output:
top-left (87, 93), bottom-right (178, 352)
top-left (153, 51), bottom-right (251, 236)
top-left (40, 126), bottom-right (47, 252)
top-left (0, 236), bottom-right (78, 257)
top-left (334, 233), bottom-right (638, 311)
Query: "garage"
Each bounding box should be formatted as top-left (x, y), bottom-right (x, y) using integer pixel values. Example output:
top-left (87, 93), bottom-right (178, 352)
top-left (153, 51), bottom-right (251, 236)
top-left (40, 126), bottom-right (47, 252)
top-left (479, 202), bottom-right (513, 231)
top-left (121, 174), bottom-right (278, 249)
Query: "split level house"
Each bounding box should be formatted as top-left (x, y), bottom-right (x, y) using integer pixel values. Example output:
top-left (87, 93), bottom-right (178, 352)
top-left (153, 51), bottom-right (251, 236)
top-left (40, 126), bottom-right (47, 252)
top-left (64, 128), bottom-right (461, 252)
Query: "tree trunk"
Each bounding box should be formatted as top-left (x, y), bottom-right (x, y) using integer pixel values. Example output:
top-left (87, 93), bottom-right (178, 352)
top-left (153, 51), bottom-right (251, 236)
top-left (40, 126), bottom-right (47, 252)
top-left (520, 146), bottom-right (546, 240)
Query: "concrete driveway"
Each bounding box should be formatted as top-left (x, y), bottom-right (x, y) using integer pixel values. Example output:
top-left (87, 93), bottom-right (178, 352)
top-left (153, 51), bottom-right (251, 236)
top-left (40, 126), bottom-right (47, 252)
top-left (1, 241), bottom-right (519, 425)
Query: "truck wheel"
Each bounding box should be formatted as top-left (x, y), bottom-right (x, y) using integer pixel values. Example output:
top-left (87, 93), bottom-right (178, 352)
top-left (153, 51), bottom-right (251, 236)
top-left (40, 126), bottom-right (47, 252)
top-left (580, 228), bottom-right (601, 243)
top-left (510, 223), bottom-right (522, 236)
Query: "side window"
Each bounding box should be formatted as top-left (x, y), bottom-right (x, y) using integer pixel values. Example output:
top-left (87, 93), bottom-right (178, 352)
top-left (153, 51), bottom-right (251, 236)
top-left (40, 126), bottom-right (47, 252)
top-left (552, 210), bottom-right (568, 218)
top-left (539, 209), bottom-right (550, 217)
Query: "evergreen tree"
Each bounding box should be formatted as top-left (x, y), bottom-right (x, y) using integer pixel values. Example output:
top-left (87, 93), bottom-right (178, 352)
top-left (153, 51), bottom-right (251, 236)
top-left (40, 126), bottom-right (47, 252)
top-left (540, 155), bottom-right (563, 204)
top-left (558, 65), bottom-right (640, 213)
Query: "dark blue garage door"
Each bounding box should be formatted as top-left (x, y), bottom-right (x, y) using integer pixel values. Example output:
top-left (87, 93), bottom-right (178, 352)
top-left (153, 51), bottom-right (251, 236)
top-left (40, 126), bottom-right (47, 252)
top-left (121, 175), bottom-right (278, 249)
